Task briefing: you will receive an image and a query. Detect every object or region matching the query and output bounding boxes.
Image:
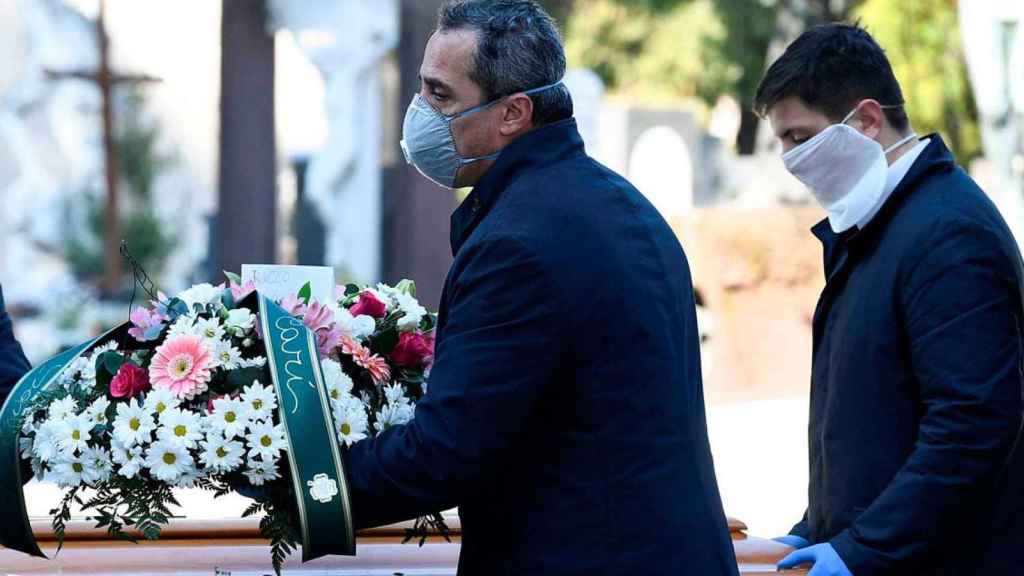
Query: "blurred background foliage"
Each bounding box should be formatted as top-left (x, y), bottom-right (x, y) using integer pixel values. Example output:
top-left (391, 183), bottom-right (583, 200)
top-left (544, 0), bottom-right (980, 160)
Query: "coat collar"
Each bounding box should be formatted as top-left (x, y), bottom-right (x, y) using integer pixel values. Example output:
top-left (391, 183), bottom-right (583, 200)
top-left (449, 119), bottom-right (585, 256)
top-left (811, 133), bottom-right (956, 269)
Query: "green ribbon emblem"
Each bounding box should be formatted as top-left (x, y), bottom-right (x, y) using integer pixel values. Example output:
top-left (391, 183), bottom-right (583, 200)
top-left (0, 294), bottom-right (354, 561)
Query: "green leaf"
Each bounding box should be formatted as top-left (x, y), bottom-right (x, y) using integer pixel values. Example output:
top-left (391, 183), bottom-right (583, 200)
top-left (344, 284), bottom-right (360, 297)
top-left (95, 350), bottom-right (127, 391)
top-left (298, 281), bottom-right (312, 305)
top-left (166, 298), bottom-right (189, 318)
top-left (224, 271), bottom-right (243, 285)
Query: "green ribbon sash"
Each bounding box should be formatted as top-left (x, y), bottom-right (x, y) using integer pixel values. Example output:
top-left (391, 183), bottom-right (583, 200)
top-left (258, 294), bottom-right (355, 559)
top-left (0, 294), bottom-right (355, 561)
top-left (0, 333), bottom-right (110, 558)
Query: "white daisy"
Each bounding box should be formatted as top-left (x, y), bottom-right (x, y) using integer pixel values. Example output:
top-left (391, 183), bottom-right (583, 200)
top-left (225, 309), bottom-right (256, 336)
top-left (85, 397), bottom-right (111, 425)
top-left (31, 420), bottom-right (62, 462)
top-left (145, 440), bottom-right (193, 483)
top-left (178, 283), bottom-right (223, 311)
top-left (50, 454), bottom-right (86, 488)
top-left (208, 397), bottom-right (249, 439)
top-left (321, 359), bottom-right (354, 403)
top-left (144, 388), bottom-right (180, 417)
top-left (238, 355), bottom-right (267, 369)
top-left (374, 402), bottom-right (413, 434)
top-left (211, 340), bottom-right (243, 370)
top-left (81, 446), bottom-right (113, 485)
top-left (394, 292), bottom-right (427, 332)
top-left (167, 316), bottom-right (198, 338)
top-left (113, 399), bottom-right (156, 447)
top-left (383, 383), bottom-right (407, 406)
top-left (56, 414), bottom-right (94, 455)
top-left (243, 456), bottom-right (280, 486)
top-left (111, 440), bottom-right (145, 479)
top-left (57, 358), bottom-right (88, 389)
top-left (245, 420), bottom-right (287, 461)
top-left (334, 405), bottom-right (369, 447)
top-left (240, 380), bottom-right (277, 419)
top-left (157, 408), bottom-right (204, 448)
top-left (79, 363), bottom-right (98, 387)
top-left (199, 432), bottom-right (245, 473)
top-left (194, 317), bottom-right (225, 343)
top-left (48, 397), bottom-right (78, 421)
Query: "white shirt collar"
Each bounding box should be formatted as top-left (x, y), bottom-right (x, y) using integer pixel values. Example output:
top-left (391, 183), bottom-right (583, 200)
top-left (856, 137), bottom-right (930, 230)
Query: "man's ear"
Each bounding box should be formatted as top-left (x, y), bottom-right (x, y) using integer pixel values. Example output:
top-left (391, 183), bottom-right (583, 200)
top-left (853, 99), bottom-right (885, 139)
top-left (498, 93), bottom-right (535, 137)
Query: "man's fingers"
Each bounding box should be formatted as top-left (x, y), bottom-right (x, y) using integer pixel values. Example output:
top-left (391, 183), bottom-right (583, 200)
top-left (778, 547), bottom-right (816, 570)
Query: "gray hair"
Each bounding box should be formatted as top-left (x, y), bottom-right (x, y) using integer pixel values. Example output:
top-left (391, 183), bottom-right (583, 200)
top-left (438, 0), bottom-right (573, 126)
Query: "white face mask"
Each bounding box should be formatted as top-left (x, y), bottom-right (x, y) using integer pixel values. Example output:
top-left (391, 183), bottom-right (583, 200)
top-left (782, 105), bottom-right (917, 233)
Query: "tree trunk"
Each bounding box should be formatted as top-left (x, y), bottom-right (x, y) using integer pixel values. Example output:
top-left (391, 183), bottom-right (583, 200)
top-left (736, 106), bottom-right (761, 155)
top-left (214, 0), bottom-right (277, 278)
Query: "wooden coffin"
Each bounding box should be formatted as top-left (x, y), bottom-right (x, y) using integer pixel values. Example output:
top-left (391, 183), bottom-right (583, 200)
top-left (0, 516), bottom-right (804, 574)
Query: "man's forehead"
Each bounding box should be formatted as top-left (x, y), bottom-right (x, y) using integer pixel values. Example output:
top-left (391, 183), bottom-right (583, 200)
top-left (420, 29), bottom-right (478, 89)
top-left (768, 96), bottom-right (830, 136)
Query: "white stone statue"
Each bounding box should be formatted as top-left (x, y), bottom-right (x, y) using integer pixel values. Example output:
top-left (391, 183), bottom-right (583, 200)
top-left (960, 1), bottom-right (1024, 241)
top-left (269, 0), bottom-right (400, 285)
top-left (0, 0), bottom-right (101, 304)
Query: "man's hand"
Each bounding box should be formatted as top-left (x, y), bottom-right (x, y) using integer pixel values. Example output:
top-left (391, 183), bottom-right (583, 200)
top-left (773, 535), bottom-right (810, 549)
top-left (778, 543), bottom-right (852, 575)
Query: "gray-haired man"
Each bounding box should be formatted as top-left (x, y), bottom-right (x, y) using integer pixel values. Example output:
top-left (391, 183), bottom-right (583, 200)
top-left (341, 1), bottom-right (738, 575)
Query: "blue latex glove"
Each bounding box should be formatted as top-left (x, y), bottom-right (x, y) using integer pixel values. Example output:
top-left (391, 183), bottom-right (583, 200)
top-left (773, 535), bottom-right (810, 549)
top-left (778, 543), bottom-right (852, 575)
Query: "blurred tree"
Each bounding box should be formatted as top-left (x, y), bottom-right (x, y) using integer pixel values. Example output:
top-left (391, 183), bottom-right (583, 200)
top-left (64, 88), bottom-right (175, 288)
top-left (853, 0), bottom-right (981, 161)
top-left (563, 0), bottom-right (735, 103)
top-left (559, 0), bottom-right (977, 161)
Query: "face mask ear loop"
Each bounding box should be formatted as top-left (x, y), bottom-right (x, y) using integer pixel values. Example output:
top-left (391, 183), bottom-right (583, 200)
top-left (883, 133), bottom-right (919, 155)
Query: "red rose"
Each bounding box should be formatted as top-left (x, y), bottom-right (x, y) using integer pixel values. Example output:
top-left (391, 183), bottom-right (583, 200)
top-left (390, 332), bottom-right (435, 368)
top-left (350, 292), bottom-right (388, 319)
top-left (109, 363), bottom-right (151, 398)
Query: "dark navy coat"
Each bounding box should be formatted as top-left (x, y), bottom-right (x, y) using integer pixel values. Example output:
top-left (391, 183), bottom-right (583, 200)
top-left (790, 136), bottom-right (1024, 574)
top-left (0, 285), bottom-right (30, 406)
top-left (344, 120), bottom-right (738, 575)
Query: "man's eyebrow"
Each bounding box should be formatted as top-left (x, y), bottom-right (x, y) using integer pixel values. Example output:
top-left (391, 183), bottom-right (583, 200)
top-left (419, 74), bottom-right (453, 94)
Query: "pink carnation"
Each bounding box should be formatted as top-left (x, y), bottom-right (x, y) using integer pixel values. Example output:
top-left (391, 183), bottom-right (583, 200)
top-left (280, 294), bottom-right (307, 316)
top-left (303, 299), bottom-right (335, 333)
top-left (230, 279), bottom-right (257, 301)
top-left (127, 306), bottom-right (167, 342)
top-left (317, 326), bottom-right (345, 356)
top-left (149, 335), bottom-right (214, 400)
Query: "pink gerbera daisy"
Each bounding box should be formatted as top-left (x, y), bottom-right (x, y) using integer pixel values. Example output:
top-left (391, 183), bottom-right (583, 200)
top-left (149, 335), bottom-right (214, 400)
top-left (340, 336), bottom-right (391, 384)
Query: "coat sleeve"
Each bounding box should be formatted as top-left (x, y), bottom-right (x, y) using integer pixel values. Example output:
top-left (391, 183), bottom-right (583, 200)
top-left (342, 235), bottom-right (564, 528)
top-left (790, 509), bottom-right (810, 540)
top-left (831, 221), bottom-right (1024, 574)
top-left (0, 285), bottom-right (31, 406)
